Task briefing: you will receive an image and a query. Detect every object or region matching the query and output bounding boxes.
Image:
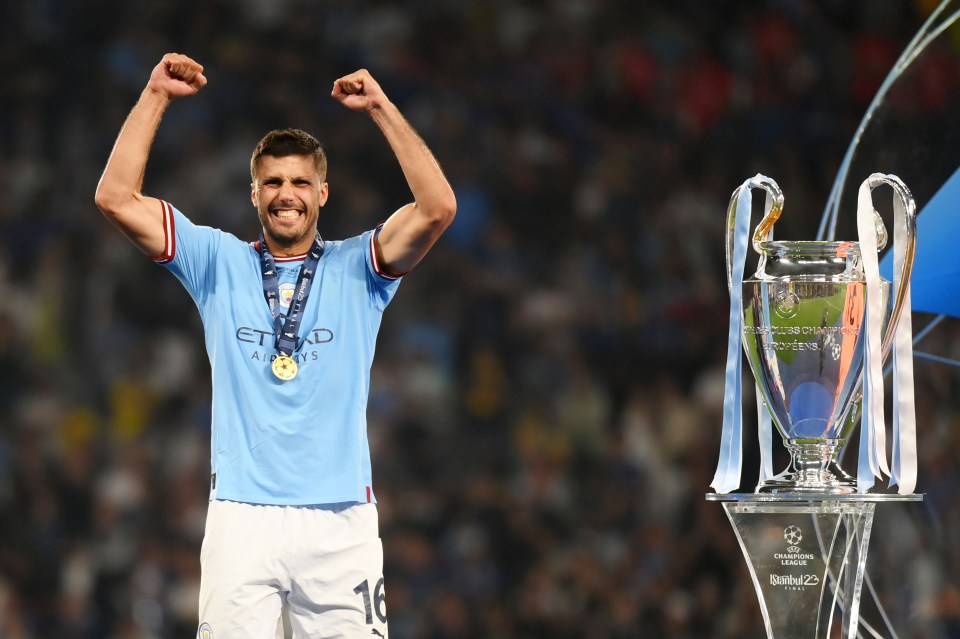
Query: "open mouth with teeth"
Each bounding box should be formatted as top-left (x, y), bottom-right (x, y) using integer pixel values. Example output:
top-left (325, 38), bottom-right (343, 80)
top-left (271, 207), bottom-right (303, 222)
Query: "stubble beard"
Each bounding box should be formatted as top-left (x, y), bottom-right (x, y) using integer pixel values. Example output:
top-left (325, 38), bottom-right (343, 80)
top-left (259, 207), bottom-right (318, 254)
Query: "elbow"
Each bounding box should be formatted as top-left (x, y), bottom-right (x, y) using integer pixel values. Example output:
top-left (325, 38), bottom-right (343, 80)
top-left (94, 181), bottom-right (133, 219)
top-left (434, 191), bottom-right (457, 230)
top-left (413, 194), bottom-right (456, 235)
top-left (94, 182), bottom-right (118, 216)
top-left (405, 191), bottom-right (456, 240)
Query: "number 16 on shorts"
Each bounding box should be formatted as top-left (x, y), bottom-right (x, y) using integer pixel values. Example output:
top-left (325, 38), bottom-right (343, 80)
top-left (354, 576), bottom-right (387, 632)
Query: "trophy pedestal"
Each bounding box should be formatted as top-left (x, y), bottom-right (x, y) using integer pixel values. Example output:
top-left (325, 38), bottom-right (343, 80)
top-left (706, 493), bottom-right (922, 638)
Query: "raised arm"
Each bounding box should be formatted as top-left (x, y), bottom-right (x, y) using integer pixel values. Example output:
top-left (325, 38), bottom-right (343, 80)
top-left (332, 70), bottom-right (456, 276)
top-left (95, 53), bottom-right (207, 257)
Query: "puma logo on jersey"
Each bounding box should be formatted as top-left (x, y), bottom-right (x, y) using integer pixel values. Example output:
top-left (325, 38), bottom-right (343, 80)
top-left (371, 630), bottom-right (386, 638)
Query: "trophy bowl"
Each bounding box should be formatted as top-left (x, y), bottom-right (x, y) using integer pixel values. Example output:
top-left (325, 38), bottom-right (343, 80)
top-left (742, 241), bottom-right (889, 493)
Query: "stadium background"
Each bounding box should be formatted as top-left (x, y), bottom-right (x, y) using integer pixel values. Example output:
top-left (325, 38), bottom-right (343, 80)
top-left (1, 1), bottom-right (960, 637)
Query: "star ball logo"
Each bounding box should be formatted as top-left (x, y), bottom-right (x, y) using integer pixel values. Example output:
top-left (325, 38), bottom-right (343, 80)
top-left (783, 524), bottom-right (802, 548)
top-left (774, 289), bottom-right (801, 319)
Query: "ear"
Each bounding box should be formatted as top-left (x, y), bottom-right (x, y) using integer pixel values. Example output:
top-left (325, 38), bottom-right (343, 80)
top-left (250, 182), bottom-right (257, 207)
top-left (318, 182), bottom-right (329, 207)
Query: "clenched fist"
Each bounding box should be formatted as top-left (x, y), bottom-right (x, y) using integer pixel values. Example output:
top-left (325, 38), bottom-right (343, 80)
top-left (147, 53), bottom-right (208, 99)
top-left (331, 69), bottom-right (388, 113)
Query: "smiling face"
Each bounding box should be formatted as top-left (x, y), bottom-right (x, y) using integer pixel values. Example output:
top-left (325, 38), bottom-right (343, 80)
top-left (251, 154), bottom-right (329, 256)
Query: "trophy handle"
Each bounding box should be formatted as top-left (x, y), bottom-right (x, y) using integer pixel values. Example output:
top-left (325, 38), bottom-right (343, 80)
top-left (725, 175), bottom-right (784, 293)
top-left (866, 173), bottom-right (917, 359)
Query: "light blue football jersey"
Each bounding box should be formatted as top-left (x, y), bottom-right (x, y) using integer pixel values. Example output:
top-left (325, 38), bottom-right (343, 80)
top-left (153, 201), bottom-right (401, 505)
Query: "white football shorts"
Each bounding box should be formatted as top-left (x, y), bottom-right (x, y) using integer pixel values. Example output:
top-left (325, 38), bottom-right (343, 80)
top-left (196, 500), bottom-right (388, 639)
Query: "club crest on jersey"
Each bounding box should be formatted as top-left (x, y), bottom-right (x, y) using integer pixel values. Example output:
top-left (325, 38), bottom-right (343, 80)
top-left (279, 283), bottom-right (296, 309)
top-left (198, 622), bottom-right (214, 639)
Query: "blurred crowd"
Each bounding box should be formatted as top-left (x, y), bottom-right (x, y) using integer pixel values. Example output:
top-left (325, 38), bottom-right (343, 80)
top-left (2, 0), bottom-right (960, 637)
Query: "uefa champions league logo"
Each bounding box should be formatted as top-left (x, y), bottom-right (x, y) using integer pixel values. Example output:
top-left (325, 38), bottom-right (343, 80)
top-left (774, 289), bottom-right (801, 319)
top-left (770, 524), bottom-right (819, 588)
top-left (783, 524), bottom-right (803, 548)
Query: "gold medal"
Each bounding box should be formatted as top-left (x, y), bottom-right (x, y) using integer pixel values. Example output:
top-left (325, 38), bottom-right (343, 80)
top-left (272, 355), bottom-right (299, 381)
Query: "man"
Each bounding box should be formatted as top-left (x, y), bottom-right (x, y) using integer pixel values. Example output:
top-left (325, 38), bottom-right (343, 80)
top-left (95, 52), bottom-right (456, 638)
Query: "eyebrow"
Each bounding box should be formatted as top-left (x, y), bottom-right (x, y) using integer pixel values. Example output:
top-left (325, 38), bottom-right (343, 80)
top-left (259, 175), bottom-right (315, 183)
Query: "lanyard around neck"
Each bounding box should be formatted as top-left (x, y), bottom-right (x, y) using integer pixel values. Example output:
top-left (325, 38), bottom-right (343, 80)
top-left (258, 233), bottom-right (325, 357)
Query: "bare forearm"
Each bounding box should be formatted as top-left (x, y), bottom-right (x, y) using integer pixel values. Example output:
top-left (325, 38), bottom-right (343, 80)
top-left (369, 101), bottom-right (456, 222)
top-left (95, 88), bottom-right (170, 209)
top-left (332, 68), bottom-right (456, 273)
top-left (95, 53), bottom-right (206, 256)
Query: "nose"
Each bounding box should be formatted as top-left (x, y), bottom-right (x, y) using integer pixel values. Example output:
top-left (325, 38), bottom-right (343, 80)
top-left (278, 179), bottom-right (297, 202)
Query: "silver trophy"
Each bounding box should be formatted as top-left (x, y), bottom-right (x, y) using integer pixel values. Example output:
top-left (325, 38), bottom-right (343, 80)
top-left (709, 173), bottom-right (921, 639)
top-left (728, 174), bottom-right (916, 494)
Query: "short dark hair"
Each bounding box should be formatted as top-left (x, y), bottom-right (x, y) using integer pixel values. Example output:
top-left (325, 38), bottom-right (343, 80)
top-left (250, 128), bottom-right (327, 181)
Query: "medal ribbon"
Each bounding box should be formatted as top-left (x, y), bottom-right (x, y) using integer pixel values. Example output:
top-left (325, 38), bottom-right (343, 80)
top-left (259, 233), bottom-right (325, 358)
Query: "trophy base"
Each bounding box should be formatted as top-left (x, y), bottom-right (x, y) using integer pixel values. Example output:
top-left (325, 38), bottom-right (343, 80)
top-left (756, 441), bottom-right (856, 495)
top-left (705, 494), bottom-right (923, 638)
top-left (721, 499), bottom-right (875, 638)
